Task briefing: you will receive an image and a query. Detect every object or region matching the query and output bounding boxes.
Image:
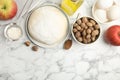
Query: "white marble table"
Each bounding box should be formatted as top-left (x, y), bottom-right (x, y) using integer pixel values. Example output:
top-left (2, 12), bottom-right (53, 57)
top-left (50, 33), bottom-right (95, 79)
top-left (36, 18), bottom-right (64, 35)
top-left (0, 0), bottom-right (120, 80)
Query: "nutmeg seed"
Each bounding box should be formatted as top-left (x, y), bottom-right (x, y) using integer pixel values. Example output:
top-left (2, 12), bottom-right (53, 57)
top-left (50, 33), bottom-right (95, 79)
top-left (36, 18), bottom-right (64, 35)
top-left (82, 17), bottom-right (88, 23)
top-left (86, 22), bottom-right (93, 27)
top-left (73, 28), bottom-right (78, 33)
top-left (24, 41), bottom-right (31, 46)
top-left (94, 25), bottom-right (100, 30)
top-left (64, 39), bottom-right (72, 50)
top-left (76, 26), bottom-right (81, 30)
top-left (77, 19), bottom-right (81, 25)
top-left (90, 20), bottom-right (96, 25)
top-left (32, 46), bottom-right (38, 51)
top-left (81, 23), bottom-right (86, 28)
top-left (92, 30), bottom-right (99, 37)
top-left (87, 29), bottom-right (92, 34)
top-left (73, 23), bottom-right (78, 27)
top-left (75, 31), bottom-right (81, 38)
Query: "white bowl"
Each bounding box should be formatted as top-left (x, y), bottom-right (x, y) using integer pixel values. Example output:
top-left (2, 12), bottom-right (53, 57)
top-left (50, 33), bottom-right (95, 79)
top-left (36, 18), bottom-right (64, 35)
top-left (92, 0), bottom-right (120, 24)
top-left (25, 4), bottom-right (70, 48)
top-left (71, 16), bottom-right (101, 45)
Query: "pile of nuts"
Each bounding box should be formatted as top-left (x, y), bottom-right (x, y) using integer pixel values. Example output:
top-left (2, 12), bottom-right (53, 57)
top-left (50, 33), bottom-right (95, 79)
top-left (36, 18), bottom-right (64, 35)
top-left (72, 17), bottom-right (100, 44)
top-left (24, 41), bottom-right (39, 51)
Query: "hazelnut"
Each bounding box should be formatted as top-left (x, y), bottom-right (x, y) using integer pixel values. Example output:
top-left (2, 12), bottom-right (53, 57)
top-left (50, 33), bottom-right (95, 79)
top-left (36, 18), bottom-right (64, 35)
top-left (89, 27), bottom-right (94, 31)
top-left (92, 30), bottom-right (99, 37)
top-left (86, 29), bottom-right (92, 34)
top-left (94, 25), bottom-right (100, 30)
top-left (77, 37), bottom-right (83, 42)
top-left (87, 38), bottom-right (91, 43)
top-left (81, 23), bottom-right (86, 28)
top-left (90, 20), bottom-right (96, 25)
top-left (76, 25), bottom-right (81, 30)
top-left (86, 34), bottom-right (91, 39)
top-left (82, 30), bottom-right (86, 36)
top-left (75, 31), bottom-right (81, 38)
top-left (82, 17), bottom-right (88, 23)
top-left (32, 46), bottom-right (38, 51)
top-left (91, 37), bottom-right (96, 41)
top-left (84, 26), bottom-right (88, 29)
top-left (79, 28), bottom-right (84, 32)
top-left (86, 22), bottom-right (93, 27)
top-left (76, 19), bottom-right (81, 25)
top-left (73, 23), bottom-right (78, 27)
top-left (83, 38), bottom-right (87, 44)
top-left (73, 28), bottom-right (78, 33)
top-left (24, 41), bottom-right (31, 46)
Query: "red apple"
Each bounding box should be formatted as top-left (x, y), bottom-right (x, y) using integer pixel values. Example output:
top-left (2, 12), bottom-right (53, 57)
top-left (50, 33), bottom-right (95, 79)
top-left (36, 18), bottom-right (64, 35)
top-left (105, 25), bottom-right (120, 46)
top-left (0, 0), bottom-right (17, 20)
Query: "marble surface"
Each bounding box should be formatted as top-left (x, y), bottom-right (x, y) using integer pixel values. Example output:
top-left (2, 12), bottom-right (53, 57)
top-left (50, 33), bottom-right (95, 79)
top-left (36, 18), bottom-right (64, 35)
top-left (0, 0), bottom-right (120, 80)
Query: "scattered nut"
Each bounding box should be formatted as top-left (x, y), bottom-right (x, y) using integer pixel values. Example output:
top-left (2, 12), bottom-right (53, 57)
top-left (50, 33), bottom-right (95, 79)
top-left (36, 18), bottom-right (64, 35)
top-left (32, 46), bottom-right (38, 51)
top-left (64, 39), bottom-right (72, 50)
top-left (24, 41), bottom-right (31, 46)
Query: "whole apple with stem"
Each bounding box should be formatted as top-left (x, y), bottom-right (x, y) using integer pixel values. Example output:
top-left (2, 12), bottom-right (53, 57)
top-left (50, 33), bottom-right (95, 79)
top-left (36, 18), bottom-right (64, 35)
top-left (0, 0), bottom-right (17, 20)
top-left (105, 25), bottom-right (120, 46)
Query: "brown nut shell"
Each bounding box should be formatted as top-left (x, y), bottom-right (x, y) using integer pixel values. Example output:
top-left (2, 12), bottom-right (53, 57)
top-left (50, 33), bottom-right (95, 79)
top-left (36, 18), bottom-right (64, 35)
top-left (24, 41), bottom-right (31, 46)
top-left (73, 23), bottom-right (78, 27)
top-left (92, 30), bottom-right (99, 37)
top-left (86, 29), bottom-right (92, 34)
top-left (77, 19), bottom-right (81, 25)
top-left (82, 17), bottom-right (88, 23)
top-left (64, 39), bottom-right (72, 50)
top-left (32, 46), bottom-right (38, 51)
top-left (77, 37), bottom-right (83, 42)
top-left (90, 20), bottom-right (96, 25)
top-left (81, 23), bottom-right (86, 28)
top-left (86, 22), bottom-right (93, 27)
top-left (76, 25), bottom-right (81, 30)
top-left (94, 25), bottom-right (100, 30)
top-left (73, 28), bottom-right (78, 33)
top-left (75, 31), bottom-right (81, 38)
